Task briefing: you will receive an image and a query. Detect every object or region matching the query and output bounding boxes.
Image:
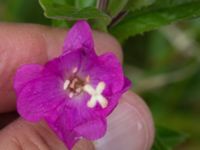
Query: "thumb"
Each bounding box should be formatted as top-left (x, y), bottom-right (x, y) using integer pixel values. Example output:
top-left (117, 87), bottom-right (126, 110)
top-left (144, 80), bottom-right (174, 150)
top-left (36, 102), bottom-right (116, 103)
top-left (95, 92), bottom-right (154, 150)
top-left (0, 118), bottom-right (94, 150)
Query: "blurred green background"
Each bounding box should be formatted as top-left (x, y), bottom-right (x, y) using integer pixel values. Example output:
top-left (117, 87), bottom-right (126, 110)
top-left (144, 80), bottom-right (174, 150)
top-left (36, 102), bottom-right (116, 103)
top-left (0, 0), bottom-right (200, 149)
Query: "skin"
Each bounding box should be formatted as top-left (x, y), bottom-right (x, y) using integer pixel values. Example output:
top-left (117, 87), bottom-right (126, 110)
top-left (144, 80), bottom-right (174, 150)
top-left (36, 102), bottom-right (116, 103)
top-left (0, 23), bottom-right (154, 150)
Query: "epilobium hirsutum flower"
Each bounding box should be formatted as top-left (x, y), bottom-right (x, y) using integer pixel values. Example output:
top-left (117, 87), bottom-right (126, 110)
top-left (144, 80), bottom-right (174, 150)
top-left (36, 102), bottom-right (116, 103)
top-left (14, 21), bottom-right (131, 149)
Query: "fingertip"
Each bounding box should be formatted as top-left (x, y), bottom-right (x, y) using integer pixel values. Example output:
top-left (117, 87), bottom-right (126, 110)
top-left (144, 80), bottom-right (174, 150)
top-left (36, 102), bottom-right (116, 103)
top-left (122, 91), bottom-right (155, 149)
top-left (0, 23), bottom-right (50, 113)
top-left (0, 118), bottom-right (94, 150)
top-left (95, 91), bottom-right (154, 150)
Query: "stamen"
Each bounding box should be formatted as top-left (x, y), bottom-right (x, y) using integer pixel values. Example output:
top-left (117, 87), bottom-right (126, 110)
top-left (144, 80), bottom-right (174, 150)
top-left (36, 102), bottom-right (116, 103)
top-left (64, 73), bottom-right (90, 98)
top-left (63, 80), bottom-right (70, 90)
top-left (83, 81), bottom-right (108, 108)
top-left (70, 78), bottom-right (78, 89)
top-left (72, 67), bottom-right (78, 73)
top-left (85, 75), bottom-right (90, 83)
top-left (69, 92), bottom-right (74, 98)
top-left (76, 88), bottom-right (82, 93)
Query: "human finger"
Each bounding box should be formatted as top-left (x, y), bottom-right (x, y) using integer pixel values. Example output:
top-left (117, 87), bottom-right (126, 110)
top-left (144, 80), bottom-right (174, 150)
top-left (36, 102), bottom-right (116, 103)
top-left (0, 118), bottom-right (94, 150)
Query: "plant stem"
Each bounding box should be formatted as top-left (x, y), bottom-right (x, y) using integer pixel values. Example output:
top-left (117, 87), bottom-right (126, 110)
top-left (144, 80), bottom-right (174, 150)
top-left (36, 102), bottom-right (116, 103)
top-left (108, 11), bottom-right (128, 28)
top-left (97, 0), bottom-right (109, 11)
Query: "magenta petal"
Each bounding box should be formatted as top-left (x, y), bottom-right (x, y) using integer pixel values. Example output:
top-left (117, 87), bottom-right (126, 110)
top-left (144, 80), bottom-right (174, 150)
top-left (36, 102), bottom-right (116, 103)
top-left (14, 21), bottom-right (132, 150)
top-left (17, 73), bottom-right (66, 122)
top-left (44, 51), bottom-right (82, 79)
top-left (78, 52), bottom-right (128, 118)
top-left (14, 64), bottom-right (43, 93)
top-left (100, 77), bottom-right (132, 117)
top-left (75, 118), bottom-right (106, 140)
top-left (47, 123), bottom-right (78, 150)
top-left (45, 108), bottom-right (80, 149)
top-left (46, 107), bottom-right (106, 149)
top-left (122, 77), bottom-right (132, 92)
top-left (63, 20), bottom-right (94, 54)
top-left (81, 52), bottom-right (124, 93)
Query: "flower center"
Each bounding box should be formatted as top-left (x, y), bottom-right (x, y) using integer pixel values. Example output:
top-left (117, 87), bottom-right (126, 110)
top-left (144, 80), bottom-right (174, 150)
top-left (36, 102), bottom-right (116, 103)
top-left (63, 67), bottom-right (108, 108)
top-left (63, 76), bottom-right (87, 98)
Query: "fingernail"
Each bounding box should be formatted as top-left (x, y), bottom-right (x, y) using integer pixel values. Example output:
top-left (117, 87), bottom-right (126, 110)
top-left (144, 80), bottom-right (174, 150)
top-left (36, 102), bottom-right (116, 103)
top-left (94, 92), bottom-right (154, 150)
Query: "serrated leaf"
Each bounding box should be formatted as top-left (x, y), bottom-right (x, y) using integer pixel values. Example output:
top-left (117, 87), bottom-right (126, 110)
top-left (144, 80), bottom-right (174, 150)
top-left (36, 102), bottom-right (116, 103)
top-left (39, 0), bottom-right (111, 30)
top-left (126, 0), bottom-right (155, 11)
top-left (110, 1), bottom-right (200, 42)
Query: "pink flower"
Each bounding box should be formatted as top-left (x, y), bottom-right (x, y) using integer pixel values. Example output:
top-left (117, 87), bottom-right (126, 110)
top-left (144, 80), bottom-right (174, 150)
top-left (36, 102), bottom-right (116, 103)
top-left (14, 21), bottom-right (131, 149)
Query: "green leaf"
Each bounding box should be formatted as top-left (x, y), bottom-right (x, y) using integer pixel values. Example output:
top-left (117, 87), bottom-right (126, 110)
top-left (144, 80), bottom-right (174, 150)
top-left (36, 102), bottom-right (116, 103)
top-left (157, 126), bottom-right (188, 149)
top-left (107, 0), bottom-right (129, 17)
top-left (126, 0), bottom-right (155, 11)
top-left (110, 1), bottom-right (200, 42)
top-left (152, 136), bottom-right (168, 150)
top-left (51, 20), bottom-right (71, 28)
top-left (152, 126), bottom-right (188, 150)
top-left (75, 0), bottom-right (96, 9)
top-left (39, 0), bottom-right (111, 30)
top-left (106, 0), bottom-right (154, 23)
top-left (151, 0), bottom-right (199, 8)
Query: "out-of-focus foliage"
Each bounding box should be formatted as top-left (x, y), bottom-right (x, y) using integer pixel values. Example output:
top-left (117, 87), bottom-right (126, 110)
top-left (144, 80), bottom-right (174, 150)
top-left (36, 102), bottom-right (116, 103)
top-left (0, 0), bottom-right (50, 24)
top-left (110, 0), bottom-right (200, 42)
top-left (0, 0), bottom-right (200, 149)
top-left (152, 126), bottom-right (188, 150)
top-left (123, 20), bottom-right (200, 149)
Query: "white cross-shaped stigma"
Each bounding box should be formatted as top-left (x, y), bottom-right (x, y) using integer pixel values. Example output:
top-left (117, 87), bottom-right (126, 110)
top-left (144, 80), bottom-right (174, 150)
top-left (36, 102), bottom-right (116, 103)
top-left (83, 82), bottom-right (108, 108)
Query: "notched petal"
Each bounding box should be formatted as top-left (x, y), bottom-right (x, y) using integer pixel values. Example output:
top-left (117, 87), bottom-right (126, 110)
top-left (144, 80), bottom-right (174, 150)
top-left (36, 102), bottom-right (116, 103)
top-left (63, 20), bottom-right (94, 54)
